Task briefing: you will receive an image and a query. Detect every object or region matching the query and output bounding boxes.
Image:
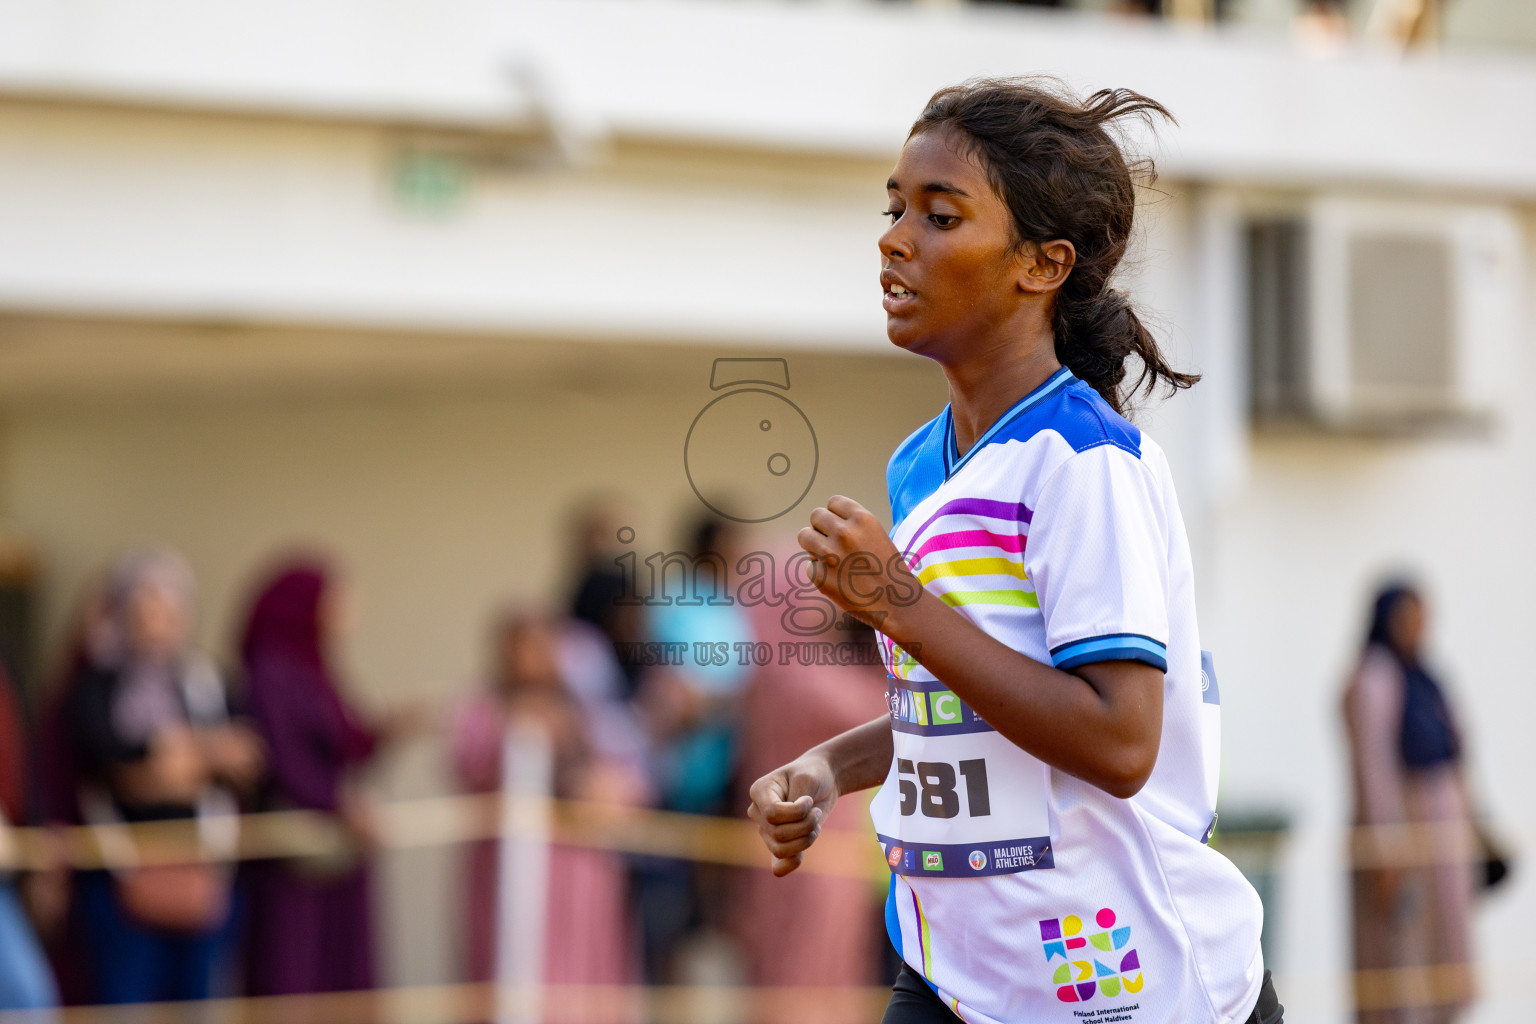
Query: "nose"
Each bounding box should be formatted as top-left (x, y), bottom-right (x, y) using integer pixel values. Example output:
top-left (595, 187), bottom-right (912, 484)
top-left (879, 219), bottom-right (912, 262)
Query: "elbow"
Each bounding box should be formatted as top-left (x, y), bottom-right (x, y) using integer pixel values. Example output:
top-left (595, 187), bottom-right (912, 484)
top-left (1093, 742), bottom-right (1159, 800)
top-left (1098, 770), bottom-right (1151, 801)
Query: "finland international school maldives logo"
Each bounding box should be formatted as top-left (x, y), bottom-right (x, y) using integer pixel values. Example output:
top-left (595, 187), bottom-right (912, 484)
top-left (1040, 908), bottom-right (1143, 1003)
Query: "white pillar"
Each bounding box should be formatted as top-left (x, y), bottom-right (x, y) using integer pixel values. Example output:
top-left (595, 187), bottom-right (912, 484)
top-left (496, 719), bottom-right (554, 1024)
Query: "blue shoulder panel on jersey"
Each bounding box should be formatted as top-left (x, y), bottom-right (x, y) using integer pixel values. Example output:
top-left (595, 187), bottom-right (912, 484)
top-left (986, 375), bottom-right (1143, 459)
top-left (887, 372), bottom-right (1142, 525)
top-left (886, 412), bottom-right (948, 528)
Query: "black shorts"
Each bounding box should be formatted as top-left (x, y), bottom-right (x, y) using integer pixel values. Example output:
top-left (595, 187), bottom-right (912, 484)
top-left (880, 964), bottom-right (1284, 1024)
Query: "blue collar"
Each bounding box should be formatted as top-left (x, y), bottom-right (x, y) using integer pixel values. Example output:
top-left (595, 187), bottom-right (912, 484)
top-left (942, 367), bottom-right (1075, 479)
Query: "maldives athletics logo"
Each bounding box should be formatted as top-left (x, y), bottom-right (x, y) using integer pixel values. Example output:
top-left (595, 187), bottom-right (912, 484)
top-left (1039, 907), bottom-right (1143, 1003)
top-left (968, 849), bottom-right (988, 871)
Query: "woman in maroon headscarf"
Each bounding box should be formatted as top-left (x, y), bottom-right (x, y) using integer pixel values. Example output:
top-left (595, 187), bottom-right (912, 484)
top-left (239, 559), bottom-right (390, 997)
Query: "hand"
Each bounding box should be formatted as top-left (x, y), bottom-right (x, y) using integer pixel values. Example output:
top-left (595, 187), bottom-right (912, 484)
top-left (340, 791), bottom-right (384, 851)
top-left (198, 724), bottom-right (266, 791)
top-left (637, 668), bottom-right (706, 739)
top-left (747, 754), bottom-right (839, 877)
top-left (798, 495), bottom-right (920, 636)
top-left (147, 724), bottom-right (207, 801)
top-left (22, 830), bottom-right (71, 939)
top-left (572, 761), bottom-right (647, 808)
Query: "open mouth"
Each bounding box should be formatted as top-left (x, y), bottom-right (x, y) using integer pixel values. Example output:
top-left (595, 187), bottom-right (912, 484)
top-left (886, 285), bottom-right (912, 299)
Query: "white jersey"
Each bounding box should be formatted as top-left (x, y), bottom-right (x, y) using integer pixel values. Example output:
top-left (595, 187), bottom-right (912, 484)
top-left (871, 368), bottom-right (1263, 1024)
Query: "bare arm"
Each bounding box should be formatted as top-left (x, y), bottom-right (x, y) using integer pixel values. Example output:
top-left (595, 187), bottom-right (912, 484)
top-left (749, 492), bottom-right (1163, 877)
top-left (746, 716), bottom-right (891, 877)
top-left (800, 495), bottom-right (1161, 799)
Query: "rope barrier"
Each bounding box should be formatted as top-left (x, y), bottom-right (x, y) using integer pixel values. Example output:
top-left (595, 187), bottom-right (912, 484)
top-left (0, 794), bottom-right (889, 880)
top-left (0, 793), bottom-right (1496, 875)
top-left (0, 795), bottom-right (1504, 1019)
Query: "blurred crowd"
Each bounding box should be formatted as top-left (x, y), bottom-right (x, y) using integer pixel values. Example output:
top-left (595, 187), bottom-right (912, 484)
top-left (0, 506), bottom-right (1497, 1024)
top-left (0, 502), bottom-right (894, 1022)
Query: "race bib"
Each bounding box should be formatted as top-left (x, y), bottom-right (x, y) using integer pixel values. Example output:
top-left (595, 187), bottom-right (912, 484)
top-left (869, 676), bottom-right (1055, 878)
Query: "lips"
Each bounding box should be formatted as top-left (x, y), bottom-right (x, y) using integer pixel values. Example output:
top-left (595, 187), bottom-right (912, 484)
top-left (881, 270), bottom-right (917, 314)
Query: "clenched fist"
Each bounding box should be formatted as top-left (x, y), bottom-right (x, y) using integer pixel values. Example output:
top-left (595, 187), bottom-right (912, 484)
top-left (797, 495), bottom-right (921, 636)
top-left (746, 755), bottom-right (839, 877)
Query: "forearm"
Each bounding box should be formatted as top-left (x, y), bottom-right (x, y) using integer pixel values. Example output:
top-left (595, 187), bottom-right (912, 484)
top-left (885, 591), bottom-right (1160, 797)
top-left (797, 495), bottom-right (1162, 799)
top-left (806, 716), bottom-right (894, 797)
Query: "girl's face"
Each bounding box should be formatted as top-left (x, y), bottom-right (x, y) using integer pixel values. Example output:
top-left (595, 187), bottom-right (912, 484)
top-left (878, 129), bottom-right (1031, 359)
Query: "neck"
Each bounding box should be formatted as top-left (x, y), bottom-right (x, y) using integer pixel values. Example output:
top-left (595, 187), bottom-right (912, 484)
top-left (940, 315), bottom-right (1061, 458)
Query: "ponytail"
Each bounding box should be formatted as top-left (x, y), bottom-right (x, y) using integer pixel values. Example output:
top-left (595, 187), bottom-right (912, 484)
top-left (1054, 289), bottom-right (1198, 416)
top-left (911, 78), bottom-right (1198, 415)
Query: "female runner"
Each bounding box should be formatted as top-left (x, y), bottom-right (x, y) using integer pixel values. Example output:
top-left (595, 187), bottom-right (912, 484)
top-left (748, 79), bottom-right (1281, 1024)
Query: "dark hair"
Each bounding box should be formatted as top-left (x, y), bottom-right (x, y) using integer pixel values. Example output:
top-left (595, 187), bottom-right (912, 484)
top-left (911, 77), bottom-right (1198, 414)
top-left (1366, 581), bottom-right (1419, 654)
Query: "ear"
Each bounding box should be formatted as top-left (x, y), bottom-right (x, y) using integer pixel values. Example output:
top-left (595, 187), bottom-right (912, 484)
top-left (1017, 239), bottom-right (1076, 295)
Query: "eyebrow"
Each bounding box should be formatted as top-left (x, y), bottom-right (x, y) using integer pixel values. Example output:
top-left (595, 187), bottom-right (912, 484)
top-left (887, 178), bottom-right (972, 199)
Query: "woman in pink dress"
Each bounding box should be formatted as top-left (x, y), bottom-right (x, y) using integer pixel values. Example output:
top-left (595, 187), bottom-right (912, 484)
top-left (451, 609), bottom-right (644, 1023)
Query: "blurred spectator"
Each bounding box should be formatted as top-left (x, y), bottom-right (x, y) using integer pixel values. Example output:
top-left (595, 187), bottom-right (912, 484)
top-left (0, 661), bottom-right (58, 1011)
top-left (33, 579), bottom-right (107, 1005)
top-left (640, 517), bottom-right (753, 818)
top-left (65, 548), bottom-right (262, 1004)
top-left (632, 516), bottom-right (754, 982)
top-left (239, 560), bottom-right (408, 997)
top-left (1295, 0), bottom-right (1352, 48)
top-left (731, 555), bottom-right (890, 1020)
top-left (450, 609), bottom-right (643, 1010)
top-left (567, 499), bottom-right (645, 698)
top-left (1344, 583), bottom-right (1475, 1023)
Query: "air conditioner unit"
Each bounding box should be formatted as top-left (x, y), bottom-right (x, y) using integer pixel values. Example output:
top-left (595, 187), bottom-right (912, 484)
top-left (1247, 198), bottom-right (1522, 432)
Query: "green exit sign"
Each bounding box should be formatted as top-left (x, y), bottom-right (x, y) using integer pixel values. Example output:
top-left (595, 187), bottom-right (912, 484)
top-left (392, 151), bottom-right (470, 214)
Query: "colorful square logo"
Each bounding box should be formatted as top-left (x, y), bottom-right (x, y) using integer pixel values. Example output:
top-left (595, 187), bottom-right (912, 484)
top-left (922, 851), bottom-right (943, 871)
top-left (887, 845), bottom-right (904, 868)
top-left (1038, 907), bottom-right (1143, 1003)
top-left (929, 690), bottom-right (963, 725)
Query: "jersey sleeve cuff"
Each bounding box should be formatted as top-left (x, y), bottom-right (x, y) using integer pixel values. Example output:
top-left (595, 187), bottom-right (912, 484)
top-left (1050, 633), bottom-right (1168, 672)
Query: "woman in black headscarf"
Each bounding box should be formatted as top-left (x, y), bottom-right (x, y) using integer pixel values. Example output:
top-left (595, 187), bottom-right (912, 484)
top-left (1343, 583), bottom-right (1474, 1024)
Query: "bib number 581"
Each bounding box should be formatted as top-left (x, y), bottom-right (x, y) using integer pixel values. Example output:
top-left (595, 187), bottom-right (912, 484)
top-left (896, 758), bottom-right (991, 819)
